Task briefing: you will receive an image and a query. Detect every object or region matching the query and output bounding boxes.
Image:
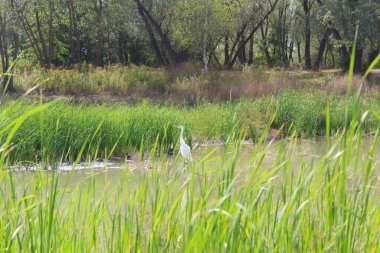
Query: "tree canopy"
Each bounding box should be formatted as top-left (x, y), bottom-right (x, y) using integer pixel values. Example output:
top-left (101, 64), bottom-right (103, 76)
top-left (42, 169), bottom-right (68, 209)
top-left (0, 0), bottom-right (379, 78)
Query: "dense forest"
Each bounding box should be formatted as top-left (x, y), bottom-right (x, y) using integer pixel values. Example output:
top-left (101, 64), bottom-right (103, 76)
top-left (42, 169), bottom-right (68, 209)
top-left (0, 0), bottom-right (379, 91)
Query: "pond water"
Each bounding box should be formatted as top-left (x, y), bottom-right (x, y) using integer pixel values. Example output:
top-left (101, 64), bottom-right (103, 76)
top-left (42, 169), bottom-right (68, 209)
top-left (7, 136), bottom-right (380, 195)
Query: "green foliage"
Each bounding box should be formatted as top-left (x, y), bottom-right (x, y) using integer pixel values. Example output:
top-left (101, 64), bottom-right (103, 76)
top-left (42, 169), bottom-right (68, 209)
top-left (0, 101), bottom-right (243, 163)
top-left (1, 107), bottom-right (380, 251)
top-left (274, 90), bottom-right (379, 137)
top-left (1, 0), bottom-right (379, 71)
top-left (0, 58), bottom-right (380, 252)
top-left (16, 65), bottom-right (168, 95)
top-left (1, 90), bottom-right (380, 163)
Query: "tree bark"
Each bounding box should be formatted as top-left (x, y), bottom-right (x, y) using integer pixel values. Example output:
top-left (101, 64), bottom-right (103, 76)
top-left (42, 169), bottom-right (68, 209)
top-left (203, 0), bottom-right (209, 75)
top-left (248, 32), bottom-right (254, 65)
top-left (48, 0), bottom-right (54, 66)
top-left (68, 0), bottom-right (81, 64)
top-left (224, 36), bottom-right (229, 67)
top-left (118, 32), bottom-right (128, 65)
top-left (0, 11), bottom-right (15, 92)
top-left (93, 0), bottom-right (104, 66)
top-left (35, 10), bottom-right (50, 68)
top-left (10, 0), bottom-right (54, 68)
top-left (237, 30), bottom-right (247, 64)
top-left (353, 47), bottom-right (363, 73)
top-left (329, 47), bottom-right (335, 68)
top-left (288, 41), bottom-right (294, 63)
top-left (10, 0), bottom-right (44, 66)
top-left (260, 21), bottom-right (272, 66)
top-left (135, 0), bottom-right (179, 64)
top-left (226, 0), bottom-right (279, 68)
top-left (297, 41), bottom-right (302, 64)
top-left (136, 2), bottom-right (166, 65)
top-left (313, 28), bottom-right (330, 71)
top-left (303, 0), bottom-right (312, 69)
top-left (327, 27), bottom-right (350, 69)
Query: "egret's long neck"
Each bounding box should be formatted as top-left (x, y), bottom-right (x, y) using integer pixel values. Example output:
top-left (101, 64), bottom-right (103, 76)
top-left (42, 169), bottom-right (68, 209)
top-left (179, 128), bottom-right (185, 144)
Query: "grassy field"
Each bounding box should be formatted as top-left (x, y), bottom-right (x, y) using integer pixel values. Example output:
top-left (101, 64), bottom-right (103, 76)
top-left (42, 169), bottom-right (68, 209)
top-left (1, 90), bottom-right (380, 165)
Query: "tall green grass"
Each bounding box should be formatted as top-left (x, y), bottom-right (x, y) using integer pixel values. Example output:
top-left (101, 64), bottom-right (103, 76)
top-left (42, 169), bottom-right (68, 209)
top-left (0, 115), bottom-right (380, 251)
top-left (274, 90), bottom-right (380, 137)
top-left (1, 51), bottom-right (380, 251)
top-left (1, 90), bottom-right (380, 164)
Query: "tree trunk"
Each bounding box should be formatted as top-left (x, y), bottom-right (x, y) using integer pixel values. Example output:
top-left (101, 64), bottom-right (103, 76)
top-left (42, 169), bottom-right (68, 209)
top-left (297, 41), bottom-right (302, 64)
top-left (135, 0), bottom-right (179, 64)
top-left (265, 49), bottom-right (272, 66)
top-left (283, 35), bottom-right (289, 64)
top-left (248, 32), bottom-right (254, 65)
top-left (93, 0), bottom-right (104, 67)
top-left (136, 2), bottom-right (166, 65)
top-left (324, 46), bottom-right (328, 67)
top-left (303, 0), bottom-right (312, 69)
top-left (118, 32), bottom-right (128, 65)
top-left (10, 0), bottom-right (46, 67)
top-left (68, 0), bottom-right (81, 64)
top-left (224, 36), bottom-right (229, 67)
top-left (35, 10), bottom-right (50, 68)
top-left (330, 48), bottom-right (335, 68)
top-left (48, 0), bottom-right (54, 66)
top-left (261, 22), bottom-right (272, 66)
top-left (238, 29), bottom-right (247, 64)
top-left (327, 27), bottom-right (350, 69)
top-left (288, 41), bottom-right (294, 63)
top-left (226, 0), bottom-right (279, 68)
top-left (0, 11), bottom-right (15, 92)
top-left (313, 29), bottom-right (330, 71)
top-left (10, 31), bottom-right (19, 90)
top-left (6, 31), bottom-right (19, 93)
top-left (353, 47), bottom-right (363, 73)
top-left (203, 0), bottom-right (209, 75)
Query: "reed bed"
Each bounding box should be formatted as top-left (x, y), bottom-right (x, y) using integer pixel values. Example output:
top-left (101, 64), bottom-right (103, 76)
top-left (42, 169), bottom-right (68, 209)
top-left (1, 48), bottom-right (379, 252)
top-left (0, 91), bottom-right (379, 164)
top-left (0, 117), bottom-right (380, 252)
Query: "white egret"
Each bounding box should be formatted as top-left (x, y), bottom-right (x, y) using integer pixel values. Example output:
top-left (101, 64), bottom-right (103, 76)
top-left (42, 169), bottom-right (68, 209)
top-left (176, 125), bottom-right (192, 161)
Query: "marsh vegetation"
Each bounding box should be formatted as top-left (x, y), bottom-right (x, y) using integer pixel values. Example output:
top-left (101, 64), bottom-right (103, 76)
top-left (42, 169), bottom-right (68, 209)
top-left (0, 0), bottom-right (380, 251)
top-left (1, 110), bottom-right (380, 252)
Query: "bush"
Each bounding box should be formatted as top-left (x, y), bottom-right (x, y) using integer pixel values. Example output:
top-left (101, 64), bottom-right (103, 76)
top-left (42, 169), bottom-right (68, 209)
top-left (15, 65), bottom-right (169, 96)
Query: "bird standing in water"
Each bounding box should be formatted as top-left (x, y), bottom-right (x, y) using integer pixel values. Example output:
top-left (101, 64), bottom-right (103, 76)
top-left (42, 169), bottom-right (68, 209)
top-left (176, 125), bottom-right (192, 161)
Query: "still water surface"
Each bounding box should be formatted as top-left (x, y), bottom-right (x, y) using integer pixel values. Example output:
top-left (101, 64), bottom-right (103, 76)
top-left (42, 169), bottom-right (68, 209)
top-left (10, 137), bottom-right (375, 185)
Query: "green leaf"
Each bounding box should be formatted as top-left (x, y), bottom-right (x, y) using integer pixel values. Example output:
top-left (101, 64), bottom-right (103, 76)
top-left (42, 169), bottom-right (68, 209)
top-left (363, 53), bottom-right (380, 79)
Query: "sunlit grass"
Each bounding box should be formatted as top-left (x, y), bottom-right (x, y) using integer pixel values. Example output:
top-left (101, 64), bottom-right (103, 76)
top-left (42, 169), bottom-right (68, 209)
top-left (0, 91), bottom-right (379, 164)
top-left (0, 118), bottom-right (380, 252)
top-left (1, 41), bottom-right (379, 252)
